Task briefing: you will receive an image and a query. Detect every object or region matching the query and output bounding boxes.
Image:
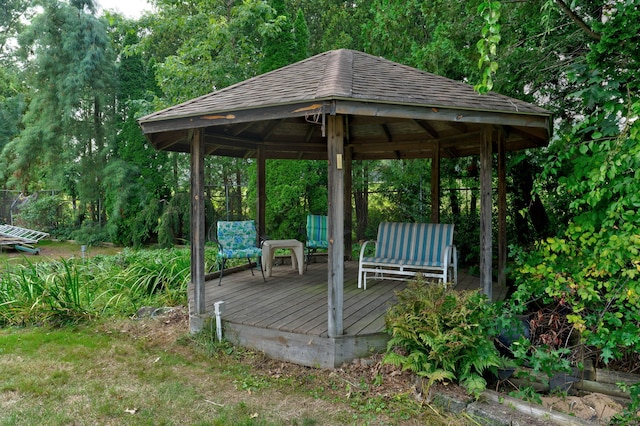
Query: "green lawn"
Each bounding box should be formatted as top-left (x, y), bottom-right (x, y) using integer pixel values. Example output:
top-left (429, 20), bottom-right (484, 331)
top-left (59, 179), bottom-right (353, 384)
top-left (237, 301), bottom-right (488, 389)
top-left (0, 316), bottom-right (473, 426)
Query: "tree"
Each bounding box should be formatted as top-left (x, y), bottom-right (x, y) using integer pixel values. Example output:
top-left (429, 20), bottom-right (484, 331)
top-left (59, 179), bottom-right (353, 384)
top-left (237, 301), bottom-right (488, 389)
top-left (287, 0), bottom-right (373, 54)
top-left (363, 0), bottom-right (480, 81)
top-left (0, 0), bottom-right (31, 187)
top-left (260, 0), bottom-right (297, 73)
top-left (8, 0), bottom-right (116, 229)
top-left (0, 66), bottom-right (25, 181)
top-left (148, 0), bottom-right (280, 105)
top-left (0, 0), bottom-right (32, 61)
top-left (292, 8), bottom-right (310, 61)
top-left (102, 23), bottom-right (173, 246)
top-left (505, 1), bottom-right (640, 366)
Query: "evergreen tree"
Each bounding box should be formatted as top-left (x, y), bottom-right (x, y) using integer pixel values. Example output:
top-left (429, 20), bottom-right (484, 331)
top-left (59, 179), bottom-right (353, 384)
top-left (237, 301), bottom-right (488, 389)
top-left (292, 8), bottom-right (310, 61)
top-left (260, 0), bottom-right (296, 73)
top-left (8, 0), bottom-right (116, 227)
top-left (0, 0), bottom-right (31, 187)
top-left (0, 0), bottom-right (31, 60)
top-left (101, 24), bottom-right (172, 245)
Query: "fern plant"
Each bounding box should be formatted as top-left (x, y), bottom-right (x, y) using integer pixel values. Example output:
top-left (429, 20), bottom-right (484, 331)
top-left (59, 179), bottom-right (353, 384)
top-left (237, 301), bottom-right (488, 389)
top-left (384, 279), bottom-right (501, 398)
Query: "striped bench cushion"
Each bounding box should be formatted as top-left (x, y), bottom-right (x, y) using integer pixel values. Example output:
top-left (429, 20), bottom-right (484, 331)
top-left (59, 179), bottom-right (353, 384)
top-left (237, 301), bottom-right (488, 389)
top-left (374, 222), bottom-right (454, 265)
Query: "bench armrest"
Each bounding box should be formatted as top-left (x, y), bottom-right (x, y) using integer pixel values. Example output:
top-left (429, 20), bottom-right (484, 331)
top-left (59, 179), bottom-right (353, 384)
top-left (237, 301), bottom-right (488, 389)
top-left (358, 240), bottom-right (377, 259)
top-left (443, 244), bottom-right (458, 284)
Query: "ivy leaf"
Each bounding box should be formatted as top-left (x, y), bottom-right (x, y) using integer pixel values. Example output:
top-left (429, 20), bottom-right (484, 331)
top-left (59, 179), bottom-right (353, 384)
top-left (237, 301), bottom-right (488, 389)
top-left (600, 347), bottom-right (614, 364)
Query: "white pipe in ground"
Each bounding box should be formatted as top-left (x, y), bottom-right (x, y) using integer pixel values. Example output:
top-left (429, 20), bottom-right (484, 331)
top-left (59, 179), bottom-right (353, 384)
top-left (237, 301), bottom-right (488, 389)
top-left (214, 301), bottom-right (225, 342)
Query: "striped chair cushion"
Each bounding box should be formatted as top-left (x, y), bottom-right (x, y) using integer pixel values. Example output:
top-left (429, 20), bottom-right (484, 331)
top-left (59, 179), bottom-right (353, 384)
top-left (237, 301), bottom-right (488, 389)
top-left (306, 214), bottom-right (328, 249)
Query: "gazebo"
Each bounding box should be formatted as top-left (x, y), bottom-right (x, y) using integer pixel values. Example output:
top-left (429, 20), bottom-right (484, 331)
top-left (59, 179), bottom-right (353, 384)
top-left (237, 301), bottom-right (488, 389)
top-left (139, 49), bottom-right (552, 350)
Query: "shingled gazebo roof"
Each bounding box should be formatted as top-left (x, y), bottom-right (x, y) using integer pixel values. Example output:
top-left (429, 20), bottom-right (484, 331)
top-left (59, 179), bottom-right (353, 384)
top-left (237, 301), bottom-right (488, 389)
top-left (139, 48), bottom-right (552, 159)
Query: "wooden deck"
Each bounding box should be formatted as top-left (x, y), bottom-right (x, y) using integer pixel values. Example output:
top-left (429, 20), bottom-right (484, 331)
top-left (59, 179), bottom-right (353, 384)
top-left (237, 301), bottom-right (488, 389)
top-left (189, 259), bottom-right (505, 368)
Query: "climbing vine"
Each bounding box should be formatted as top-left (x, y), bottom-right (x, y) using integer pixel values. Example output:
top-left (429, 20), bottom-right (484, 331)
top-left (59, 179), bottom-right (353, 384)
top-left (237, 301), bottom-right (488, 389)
top-left (475, 0), bottom-right (501, 93)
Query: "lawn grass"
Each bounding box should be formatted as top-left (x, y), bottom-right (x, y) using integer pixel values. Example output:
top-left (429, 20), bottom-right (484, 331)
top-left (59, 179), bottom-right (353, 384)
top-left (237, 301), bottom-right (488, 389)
top-left (0, 243), bottom-right (475, 425)
top-left (0, 240), bottom-right (121, 268)
top-left (0, 315), bottom-right (473, 425)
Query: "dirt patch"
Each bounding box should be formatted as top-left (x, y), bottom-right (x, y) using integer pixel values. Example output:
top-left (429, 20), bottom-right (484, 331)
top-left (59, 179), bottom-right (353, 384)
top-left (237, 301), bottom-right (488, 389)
top-left (541, 393), bottom-right (624, 423)
top-left (118, 306), bottom-right (189, 343)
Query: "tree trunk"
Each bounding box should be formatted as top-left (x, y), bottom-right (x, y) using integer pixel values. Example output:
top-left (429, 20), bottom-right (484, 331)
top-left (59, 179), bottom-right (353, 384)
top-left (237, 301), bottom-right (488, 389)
top-left (233, 162), bottom-right (243, 219)
top-left (354, 162), bottom-right (369, 241)
top-left (512, 158), bottom-right (550, 243)
top-left (450, 186), bottom-right (460, 218)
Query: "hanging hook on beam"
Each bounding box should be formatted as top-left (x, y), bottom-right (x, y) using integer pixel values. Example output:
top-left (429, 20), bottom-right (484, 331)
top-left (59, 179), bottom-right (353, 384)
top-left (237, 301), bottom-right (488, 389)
top-left (305, 111), bottom-right (325, 137)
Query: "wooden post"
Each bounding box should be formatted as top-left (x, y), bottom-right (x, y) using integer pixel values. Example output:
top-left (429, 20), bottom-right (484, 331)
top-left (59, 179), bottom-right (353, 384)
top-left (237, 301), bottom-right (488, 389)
top-left (190, 128), bottom-right (206, 332)
top-left (497, 130), bottom-right (507, 290)
top-left (479, 126), bottom-right (493, 300)
top-left (344, 146), bottom-right (353, 260)
top-left (256, 146), bottom-right (266, 244)
top-left (431, 143), bottom-right (441, 223)
top-left (327, 115), bottom-right (344, 337)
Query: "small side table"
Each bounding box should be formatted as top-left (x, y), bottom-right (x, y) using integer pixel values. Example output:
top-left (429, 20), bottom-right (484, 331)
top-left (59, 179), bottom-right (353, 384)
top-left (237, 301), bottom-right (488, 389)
top-left (261, 239), bottom-right (304, 277)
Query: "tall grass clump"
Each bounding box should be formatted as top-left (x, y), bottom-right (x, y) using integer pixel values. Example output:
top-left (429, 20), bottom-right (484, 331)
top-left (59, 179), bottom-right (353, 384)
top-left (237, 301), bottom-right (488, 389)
top-left (96, 248), bottom-right (192, 315)
top-left (0, 258), bottom-right (95, 325)
top-left (0, 247), bottom-right (211, 326)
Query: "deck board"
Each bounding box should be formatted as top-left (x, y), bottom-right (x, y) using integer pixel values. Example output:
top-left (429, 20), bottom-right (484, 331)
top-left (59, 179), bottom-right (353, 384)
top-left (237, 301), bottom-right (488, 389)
top-left (193, 261), bottom-right (499, 337)
top-left (190, 261), bottom-right (503, 367)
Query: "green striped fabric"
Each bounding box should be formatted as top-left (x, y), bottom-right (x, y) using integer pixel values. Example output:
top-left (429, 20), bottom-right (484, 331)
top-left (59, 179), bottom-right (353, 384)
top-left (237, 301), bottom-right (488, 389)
top-left (306, 214), bottom-right (328, 249)
top-left (365, 222), bottom-right (454, 266)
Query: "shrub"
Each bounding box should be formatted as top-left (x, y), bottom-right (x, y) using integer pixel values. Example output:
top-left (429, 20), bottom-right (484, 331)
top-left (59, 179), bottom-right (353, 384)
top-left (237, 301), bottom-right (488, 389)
top-left (12, 192), bottom-right (72, 236)
top-left (69, 222), bottom-right (110, 245)
top-left (510, 224), bottom-right (640, 366)
top-left (384, 280), bottom-right (501, 398)
top-left (157, 192), bottom-right (190, 247)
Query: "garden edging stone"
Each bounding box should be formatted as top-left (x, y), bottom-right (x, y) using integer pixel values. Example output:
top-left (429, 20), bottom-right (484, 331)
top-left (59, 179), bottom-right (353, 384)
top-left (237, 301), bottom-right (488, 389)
top-left (433, 388), bottom-right (596, 425)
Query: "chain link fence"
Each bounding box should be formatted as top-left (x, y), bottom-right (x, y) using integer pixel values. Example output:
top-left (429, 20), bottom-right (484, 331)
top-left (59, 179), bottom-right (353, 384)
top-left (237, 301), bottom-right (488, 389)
top-left (0, 190), bottom-right (20, 225)
top-left (0, 190), bottom-right (59, 227)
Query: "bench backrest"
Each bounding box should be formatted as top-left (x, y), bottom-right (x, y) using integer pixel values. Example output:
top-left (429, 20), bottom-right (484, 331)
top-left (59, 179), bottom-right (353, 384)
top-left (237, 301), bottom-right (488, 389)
top-left (306, 214), bottom-right (328, 249)
top-left (375, 222), bottom-right (454, 263)
top-left (217, 220), bottom-right (258, 250)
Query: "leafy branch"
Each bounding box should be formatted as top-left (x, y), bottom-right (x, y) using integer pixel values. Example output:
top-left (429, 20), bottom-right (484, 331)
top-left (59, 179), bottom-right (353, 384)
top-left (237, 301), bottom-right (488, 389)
top-left (475, 0), bottom-right (501, 93)
top-left (553, 0), bottom-right (601, 41)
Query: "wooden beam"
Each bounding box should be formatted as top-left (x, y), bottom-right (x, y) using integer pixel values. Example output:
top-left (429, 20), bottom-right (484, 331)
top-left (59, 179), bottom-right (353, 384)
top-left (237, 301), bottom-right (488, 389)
top-left (232, 121), bottom-right (255, 137)
top-left (334, 101), bottom-right (552, 131)
top-left (204, 132), bottom-right (327, 153)
top-left (139, 102), bottom-right (330, 134)
top-left (507, 126), bottom-right (549, 146)
top-left (150, 130), bottom-right (189, 150)
top-left (327, 114), bottom-right (345, 337)
top-left (261, 119), bottom-right (282, 141)
top-left (381, 123), bottom-right (393, 142)
top-left (430, 142), bottom-right (440, 223)
top-left (203, 132), bottom-right (261, 150)
top-left (190, 128), bottom-right (206, 332)
top-left (479, 126), bottom-right (493, 300)
top-left (414, 119), bottom-right (439, 139)
top-left (497, 130), bottom-right (507, 289)
top-left (351, 130), bottom-right (483, 153)
top-left (257, 146), bottom-right (266, 244)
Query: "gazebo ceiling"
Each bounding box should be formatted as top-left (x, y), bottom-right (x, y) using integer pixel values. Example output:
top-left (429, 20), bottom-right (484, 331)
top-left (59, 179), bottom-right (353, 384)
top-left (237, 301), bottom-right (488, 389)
top-left (139, 49), bottom-right (552, 160)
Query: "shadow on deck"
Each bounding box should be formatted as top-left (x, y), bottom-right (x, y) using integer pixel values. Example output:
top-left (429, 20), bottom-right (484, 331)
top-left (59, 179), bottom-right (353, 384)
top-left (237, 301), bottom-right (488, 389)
top-left (189, 260), bottom-right (506, 368)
